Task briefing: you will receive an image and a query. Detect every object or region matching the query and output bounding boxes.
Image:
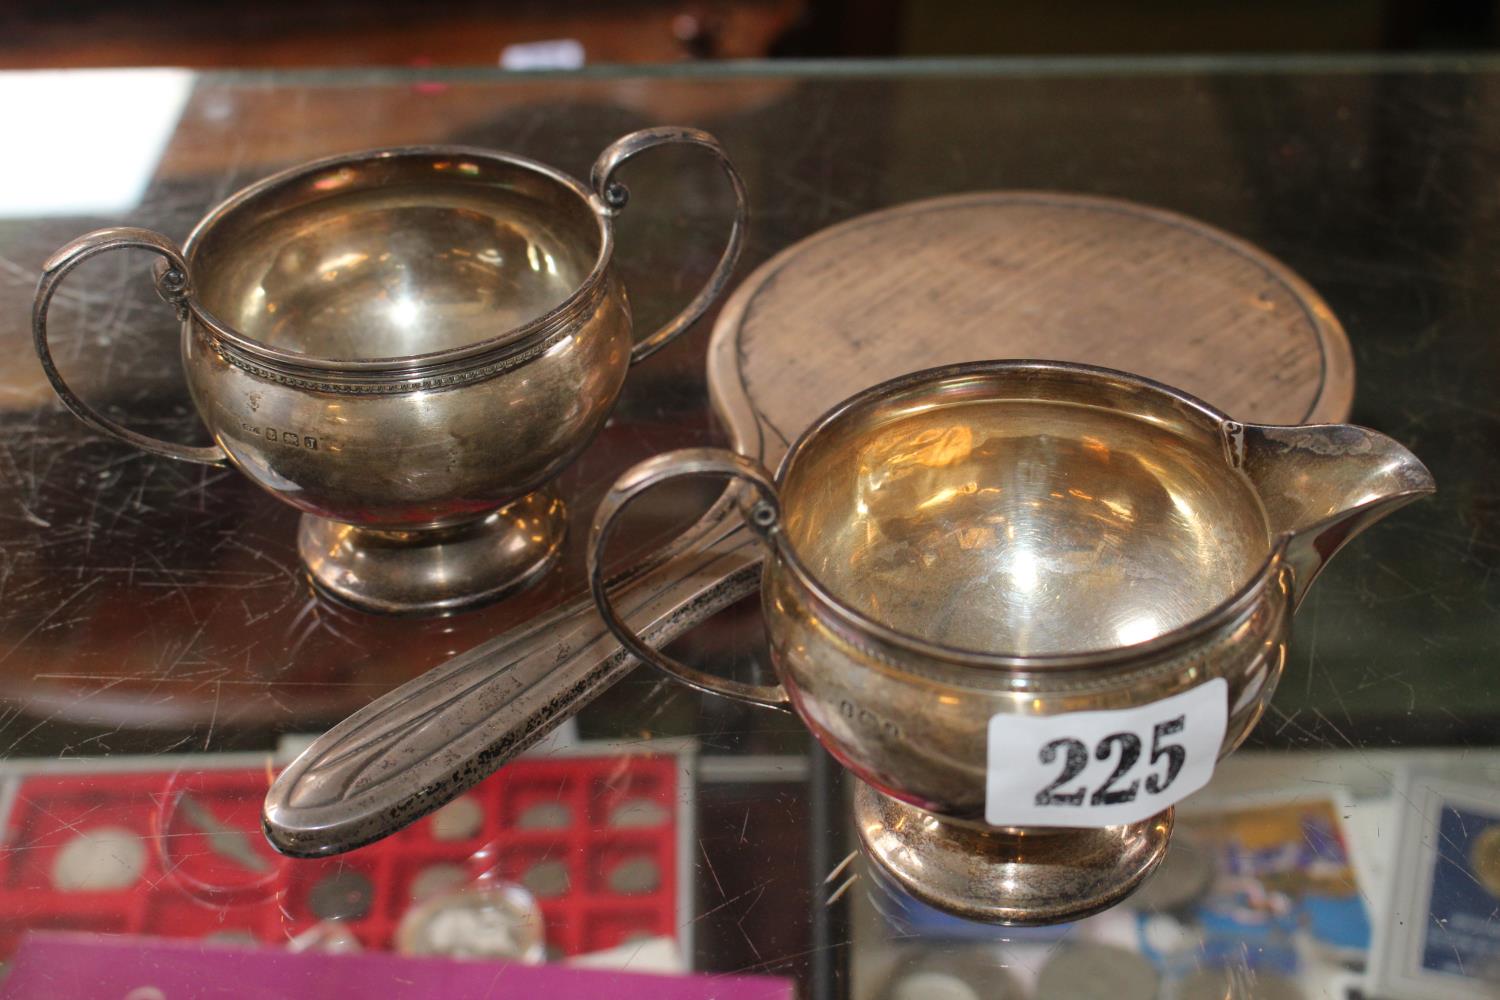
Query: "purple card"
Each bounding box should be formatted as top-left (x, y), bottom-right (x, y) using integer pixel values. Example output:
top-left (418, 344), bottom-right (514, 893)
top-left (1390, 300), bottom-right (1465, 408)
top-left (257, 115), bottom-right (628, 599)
top-left (1, 932), bottom-right (795, 1000)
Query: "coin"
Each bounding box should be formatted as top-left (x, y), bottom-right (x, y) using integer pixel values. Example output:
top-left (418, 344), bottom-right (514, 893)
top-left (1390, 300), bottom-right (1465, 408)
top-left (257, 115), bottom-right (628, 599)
top-left (287, 922), bottom-right (364, 954)
top-left (1175, 968), bottom-right (1305, 1000)
top-left (307, 870), bottom-right (374, 921)
top-left (883, 971), bottom-right (981, 1000)
top-left (516, 801), bottom-right (572, 831)
top-left (1470, 825), bottom-right (1500, 898)
top-left (606, 856), bottom-right (661, 896)
top-left (396, 883), bottom-right (546, 961)
top-left (430, 796), bottom-right (484, 841)
top-left (1036, 943), bottom-right (1158, 1000)
top-left (201, 931), bottom-right (261, 948)
top-left (608, 799), bottom-right (669, 829)
top-left (1129, 837), bottom-right (1214, 913)
top-left (51, 826), bottom-right (147, 892)
top-left (520, 859), bottom-right (571, 898)
top-left (1139, 912), bottom-right (1196, 956)
top-left (175, 794), bottom-right (274, 875)
top-left (876, 946), bottom-right (1019, 1000)
top-left (410, 863), bottom-right (469, 903)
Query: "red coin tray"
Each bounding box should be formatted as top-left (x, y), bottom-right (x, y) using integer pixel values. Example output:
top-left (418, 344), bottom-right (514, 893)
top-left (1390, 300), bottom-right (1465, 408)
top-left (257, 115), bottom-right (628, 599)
top-left (0, 750), bottom-right (687, 961)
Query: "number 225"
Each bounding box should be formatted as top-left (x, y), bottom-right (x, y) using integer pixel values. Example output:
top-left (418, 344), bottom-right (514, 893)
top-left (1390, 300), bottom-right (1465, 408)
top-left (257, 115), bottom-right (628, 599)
top-left (1034, 714), bottom-right (1186, 807)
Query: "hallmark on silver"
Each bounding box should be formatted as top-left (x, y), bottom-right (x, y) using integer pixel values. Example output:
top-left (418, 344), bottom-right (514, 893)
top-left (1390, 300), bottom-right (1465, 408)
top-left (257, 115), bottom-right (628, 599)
top-left (241, 421), bottom-right (318, 450)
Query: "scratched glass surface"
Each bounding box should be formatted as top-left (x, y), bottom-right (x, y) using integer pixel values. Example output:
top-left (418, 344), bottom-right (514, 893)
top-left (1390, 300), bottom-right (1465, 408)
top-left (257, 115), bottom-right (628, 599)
top-left (0, 61), bottom-right (1494, 999)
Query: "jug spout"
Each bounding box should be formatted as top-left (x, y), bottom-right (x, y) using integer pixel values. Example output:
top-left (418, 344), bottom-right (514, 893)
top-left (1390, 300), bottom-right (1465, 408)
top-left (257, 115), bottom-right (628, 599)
top-left (1234, 422), bottom-right (1435, 608)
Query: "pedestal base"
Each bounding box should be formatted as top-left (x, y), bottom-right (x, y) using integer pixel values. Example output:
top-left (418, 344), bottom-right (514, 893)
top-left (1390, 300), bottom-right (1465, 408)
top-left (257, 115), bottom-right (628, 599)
top-left (853, 782), bottom-right (1173, 925)
top-left (299, 488), bottom-right (566, 615)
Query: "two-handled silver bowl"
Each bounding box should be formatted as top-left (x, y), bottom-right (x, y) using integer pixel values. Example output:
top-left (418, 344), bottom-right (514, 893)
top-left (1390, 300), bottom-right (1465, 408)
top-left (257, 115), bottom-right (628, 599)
top-left (590, 360), bottom-right (1434, 924)
top-left (34, 127), bottom-right (746, 613)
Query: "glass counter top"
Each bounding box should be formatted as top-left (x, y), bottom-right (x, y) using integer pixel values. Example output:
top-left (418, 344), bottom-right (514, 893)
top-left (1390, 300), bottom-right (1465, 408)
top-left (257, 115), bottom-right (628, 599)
top-left (0, 58), bottom-right (1494, 999)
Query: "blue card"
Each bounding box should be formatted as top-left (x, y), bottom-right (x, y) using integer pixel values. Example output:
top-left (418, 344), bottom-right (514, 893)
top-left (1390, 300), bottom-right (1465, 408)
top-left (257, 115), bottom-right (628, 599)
top-left (1421, 804), bottom-right (1500, 978)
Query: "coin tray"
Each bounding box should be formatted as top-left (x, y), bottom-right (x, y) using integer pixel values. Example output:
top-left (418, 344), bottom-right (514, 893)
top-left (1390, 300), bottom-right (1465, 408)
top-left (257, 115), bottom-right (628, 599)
top-left (0, 751), bottom-right (686, 960)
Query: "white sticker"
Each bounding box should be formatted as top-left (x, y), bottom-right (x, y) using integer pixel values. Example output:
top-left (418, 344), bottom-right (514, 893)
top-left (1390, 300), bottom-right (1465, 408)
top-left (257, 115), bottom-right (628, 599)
top-left (985, 678), bottom-right (1228, 828)
top-left (499, 39), bottom-right (586, 71)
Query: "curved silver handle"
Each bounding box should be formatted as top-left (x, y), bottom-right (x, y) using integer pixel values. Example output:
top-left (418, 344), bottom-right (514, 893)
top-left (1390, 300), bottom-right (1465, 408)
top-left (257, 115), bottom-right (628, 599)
top-left (589, 447), bottom-right (789, 708)
top-left (262, 499), bottom-right (761, 857)
top-left (591, 126), bottom-right (749, 365)
top-left (33, 227), bottom-right (227, 466)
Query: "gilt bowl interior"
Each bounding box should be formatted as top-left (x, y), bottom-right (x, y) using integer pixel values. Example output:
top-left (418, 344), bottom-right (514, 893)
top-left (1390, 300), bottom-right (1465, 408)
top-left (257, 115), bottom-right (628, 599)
top-left (776, 365), bottom-right (1274, 658)
top-left (185, 149), bottom-right (604, 362)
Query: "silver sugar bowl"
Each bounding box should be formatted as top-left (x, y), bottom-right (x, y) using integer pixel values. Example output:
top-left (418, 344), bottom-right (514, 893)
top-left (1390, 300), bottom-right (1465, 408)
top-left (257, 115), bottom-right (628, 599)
top-left (33, 127), bottom-right (746, 613)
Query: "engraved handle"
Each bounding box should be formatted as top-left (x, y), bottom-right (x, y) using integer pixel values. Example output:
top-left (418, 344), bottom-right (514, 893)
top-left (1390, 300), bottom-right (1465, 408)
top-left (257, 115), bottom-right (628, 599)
top-left (33, 227), bottom-right (226, 466)
top-left (263, 499), bottom-right (761, 857)
top-left (589, 447), bottom-right (790, 708)
top-left (592, 127), bottom-right (749, 365)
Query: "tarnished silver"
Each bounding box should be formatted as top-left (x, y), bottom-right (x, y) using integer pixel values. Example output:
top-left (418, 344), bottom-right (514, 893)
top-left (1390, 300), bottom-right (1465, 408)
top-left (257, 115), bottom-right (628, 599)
top-left (33, 127), bottom-right (747, 614)
top-left (262, 504), bottom-right (761, 856)
top-left (260, 192), bottom-right (1366, 862)
top-left (587, 360), bottom-right (1435, 924)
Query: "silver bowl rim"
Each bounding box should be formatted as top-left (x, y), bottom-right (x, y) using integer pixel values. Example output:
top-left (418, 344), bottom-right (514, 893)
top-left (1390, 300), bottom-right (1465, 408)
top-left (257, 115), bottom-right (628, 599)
top-left (766, 358), bottom-right (1292, 671)
top-left (179, 144), bottom-right (614, 378)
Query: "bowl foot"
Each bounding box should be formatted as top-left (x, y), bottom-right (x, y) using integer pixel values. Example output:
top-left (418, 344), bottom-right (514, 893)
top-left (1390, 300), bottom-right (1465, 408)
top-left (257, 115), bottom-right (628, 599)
top-left (853, 782), bottom-right (1172, 925)
top-left (298, 487), bottom-right (566, 615)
